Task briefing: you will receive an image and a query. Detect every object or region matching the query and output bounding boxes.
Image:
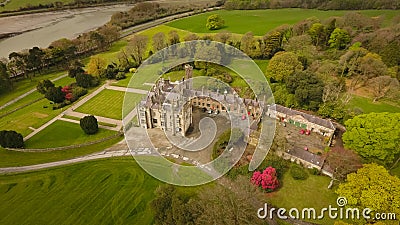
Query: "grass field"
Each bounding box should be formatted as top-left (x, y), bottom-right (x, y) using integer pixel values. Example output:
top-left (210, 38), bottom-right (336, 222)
top-left (0, 71), bottom-right (66, 107)
top-left (348, 95), bottom-right (400, 113)
top-left (0, 98), bottom-right (68, 137)
top-left (0, 75), bottom-right (75, 116)
top-left (0, 136), bottom-right (122, 167)
top-left (24, 120), bottom-right (117, 148)
top-left (0, 0), bottom-right (73, 12)
top-left (62, 114), bottom-right (118, 127)
top-left (266, 173), bottom-right (338, 224)
top-left (76, 89), bottom-right (143, 120)
top-left (0, 158), bottom-right (160, 224)
top-left (166, 9), bottom-right (400, 36)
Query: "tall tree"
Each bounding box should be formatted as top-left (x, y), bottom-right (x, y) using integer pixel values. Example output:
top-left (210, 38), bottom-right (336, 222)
top-left (87, 56), bottom-right (106, 77)
top-left (128, 34), bottom-right (148, 64)
top-left (152, 32), bottom-right (167, 52)
top-left (342, 112), bottom-right (400, 164)
top-left (368, 76), bottom-right (399, 102)
top-left (68, 60), bottom-right (84, 78)
top-left (240, 31), bottom-right (255, 56)
top-left (0, 61), bottom-right (12, 94)
top-left (266, 51), bottom-right (303, 82)
top-left (336, 164), bottom-right (400, 223)
top-left (0, 130), bottom-right (24, 148)
top-left (326, 147), bottom-right (362, 181)
top-left (328, 28), bottom-right (351, 50)
top-left (37, 79), bottom-right (55, 95)
top-left (80, 115), bottom-right (99, 135)
top-left (214, 31), bottom-right (232, 44)
top-left (45, 86), bottom-right (65, 103)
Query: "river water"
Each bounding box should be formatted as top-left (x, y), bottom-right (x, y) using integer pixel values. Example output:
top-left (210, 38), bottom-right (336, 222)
top-left (0, 4), bottom-right (131, 58)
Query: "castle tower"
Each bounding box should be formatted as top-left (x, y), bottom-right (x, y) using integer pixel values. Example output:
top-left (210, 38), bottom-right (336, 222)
top-left (184, 64), bottom-right (193, 90)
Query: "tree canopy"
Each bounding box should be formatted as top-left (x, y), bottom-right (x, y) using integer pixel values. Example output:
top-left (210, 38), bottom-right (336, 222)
top-left (336, 164), bottom-right (400, 222)
top-left (342, 112), bottom-right (400, 164)
top-left (206, 14), bottom-right (225, 30)
top-left (267, 51), bottom-right (303, 82)
top-left (0, 130), bottom-right (24, 148)
top-left (80, 115), bottom-right (99, 135)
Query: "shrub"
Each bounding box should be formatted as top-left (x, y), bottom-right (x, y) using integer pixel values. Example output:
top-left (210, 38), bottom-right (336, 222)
top-left (0, 130), bottom-right (24, 148)
top-left (251, 166), bottom-right (279, 192)
top-left (290, 164), bottom-right (309, 180)
top-left (71, 86), bottom-right (88, 102)
top-left (116, 72), bottom-right (126, 80)
top-left (80, 115), bottom-right (99, 135)
top-left (76, 73), bottom-right (95, 88)
top-left (37, 79), bottom-right (55, 94)
top-left (309, 167), bottom-right (321, 175)
top-left (206, 14), bottom-right (225, 30)
top-left (45, 86), bottom-right (65, 103)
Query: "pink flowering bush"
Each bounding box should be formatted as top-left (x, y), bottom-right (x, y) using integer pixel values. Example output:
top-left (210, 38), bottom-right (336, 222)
top-left (251, 166), bottom-right (279, 192)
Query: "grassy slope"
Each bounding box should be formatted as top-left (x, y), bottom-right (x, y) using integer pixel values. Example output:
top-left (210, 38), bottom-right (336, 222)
top-left (24, 120), bottom-right (117, 148)
top-left (348, 95), bottom-right (400, 113)
top-left (75, 89), bottom-right (143, 120)
top-left (266, 173), bottom-right (338, 224)
top-left (0, 75), bottom-right (75, 115)
top-left (0, 0), bottom-right (73, 12)
top-left (0, 136), bottom-right (122, 167)
top-left (0, 71), bottom-right (67, 106)
top-left (166, 9), bottom-right (400, 35)
top-left (0, 158), bottom-right (159, 225)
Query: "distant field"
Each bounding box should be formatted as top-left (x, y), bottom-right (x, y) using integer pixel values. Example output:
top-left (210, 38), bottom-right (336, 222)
top-left (0, 158), bottom-right (160, 224)
top-left (24, 120), bottom-right (117, 148)
top-left (348, 95), bottom-right (400, 113)
top-left (166, 9), bottom-right (400, 35)
top-left (76, 89), bottom-right (143, 120)
top-left (0, 0), bottom-right (73, 12)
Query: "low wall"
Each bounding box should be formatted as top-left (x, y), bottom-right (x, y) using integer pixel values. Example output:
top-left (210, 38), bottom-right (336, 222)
top-left (6, 132), bottom-right (123, 152)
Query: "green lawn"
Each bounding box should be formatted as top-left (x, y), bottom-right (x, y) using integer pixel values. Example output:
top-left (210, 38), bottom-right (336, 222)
top-left (76, 89), bottom-right (143, 120)
top-left (93, 40), bottom-right (128, 65)
top-left (0, 98), bottom-right (67, 137)
top-left (24, 120), bottom-right (117, 148)
top-left (348, 95), bottom-right (400, 113)
top-left (0, 71), bottom-right (67, 107)
top-left (266, 173), bottom-right (338, 224)
top-left (166, 9), bottom-right (400, 35)
top-left (0, 136), bottom-right (122, 167)
top-left (0, 158), bottom-right (160, 224)
top-left (0, 0), bottom-right (73, 12)
top-left (112, 73), bottom-right (133, 88)
top-left (0, 75), bottom-right (75, 116)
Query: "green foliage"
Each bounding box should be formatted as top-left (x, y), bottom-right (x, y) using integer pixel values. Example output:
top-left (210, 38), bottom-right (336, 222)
top-left (151, 185), bottom-right (197, 225)
top-left (342, 112), bottom-right (400, 164)
top-left (206, 14), bottom-right (225, 30)
top-left (267, 51), bottom-right (303, 82)
top-left (75, 73), bottom-right (96, 88)
top-left (44, 86), bottom-right (64, 103)
top-left (36, 79), bottom-right (55, 95)
top-left (68, 60), bottom-right (84, 78)
top-left (70, 86), bottom-right (88, 102)
top-left (289, 164), bottom-right (309, 180)
top-left (80, 115), bottom-right (99, 135)
top-left (0, 130), bottom-right (24, 148)
top-left (285, 71), bottom-right (324, 110)
top-left (0, 61), bottom-right (12, 94)
top-left (328, 28), bottom-right (351, 50)
top-left (336, 164), bottom-right (400, 221)
top-left (212, 129), bottom-right (231, 159)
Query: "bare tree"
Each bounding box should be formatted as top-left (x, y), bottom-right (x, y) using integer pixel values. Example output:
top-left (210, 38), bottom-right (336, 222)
top-left (152, 32), bottom-right (167, 52)
top-left (368, 75), bottom-right (400, 102)
top-left (127, 35), bottom-right (148, 64)
top-left (215, 31), bottom-right (232, 44)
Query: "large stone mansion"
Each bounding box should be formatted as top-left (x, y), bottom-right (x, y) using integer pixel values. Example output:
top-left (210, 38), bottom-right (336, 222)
top-left (137, 65), bottom-right (336, 139)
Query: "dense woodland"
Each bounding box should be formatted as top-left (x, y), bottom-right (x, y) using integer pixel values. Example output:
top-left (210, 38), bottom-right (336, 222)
top-left (224, 0), bottom-right (400, 10)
